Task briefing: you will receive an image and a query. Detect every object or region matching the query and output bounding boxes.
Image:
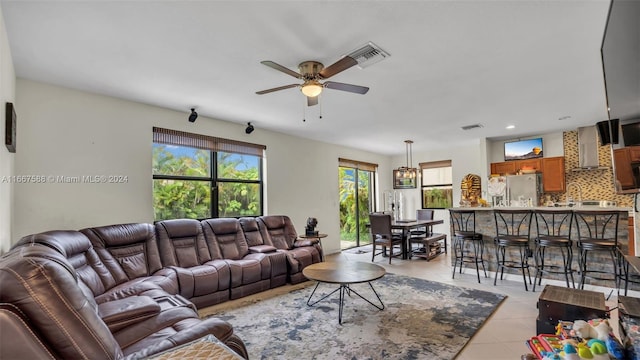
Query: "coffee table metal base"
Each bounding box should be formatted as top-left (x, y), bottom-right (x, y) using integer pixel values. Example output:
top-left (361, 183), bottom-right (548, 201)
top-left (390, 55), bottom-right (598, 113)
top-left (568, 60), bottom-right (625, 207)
top-left (306, 281), bottom-right (384, 325)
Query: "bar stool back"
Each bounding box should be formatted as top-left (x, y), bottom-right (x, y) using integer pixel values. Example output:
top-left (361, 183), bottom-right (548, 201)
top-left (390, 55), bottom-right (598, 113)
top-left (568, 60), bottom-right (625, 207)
top-left (493, 209), bottom-right (534, 291)
top-left (449, 209), bottom-right (487, 283)
top-left (533, 210), bottom-right (574, 291)
top-left (574, 210), bottom-right (620, 290)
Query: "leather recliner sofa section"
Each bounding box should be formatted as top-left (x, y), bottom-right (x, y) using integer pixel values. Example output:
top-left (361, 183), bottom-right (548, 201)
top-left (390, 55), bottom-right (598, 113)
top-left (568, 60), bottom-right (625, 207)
top-left (155, 218), bottom-right (232, 308)
top-left (257, 215), bottom-right (323, 284)
top-left (1, 233), bottom-right (247, 359)
top-left (1, 215), bottom-right (321, 359)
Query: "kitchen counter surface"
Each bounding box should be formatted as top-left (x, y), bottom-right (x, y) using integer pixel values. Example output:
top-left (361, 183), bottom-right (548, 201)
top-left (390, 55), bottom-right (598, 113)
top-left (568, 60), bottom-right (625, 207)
top-left (450, 206), bottom-right (632, 212)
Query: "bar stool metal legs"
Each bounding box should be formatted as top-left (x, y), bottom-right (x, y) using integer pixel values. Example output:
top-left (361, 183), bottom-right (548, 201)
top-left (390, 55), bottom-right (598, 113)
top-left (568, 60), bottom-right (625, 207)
top-left (533, 210), bottom-right (575, 291)
top-left (574, 211), bottom-right (621, 290)
top-left (449, 209), bottom-right (487, 283)
top-left (493, 209), bottom-right (533, 291)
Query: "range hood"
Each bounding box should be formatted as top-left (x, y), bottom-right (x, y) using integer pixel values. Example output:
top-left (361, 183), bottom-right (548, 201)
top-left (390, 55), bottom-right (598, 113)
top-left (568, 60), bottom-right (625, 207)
top-left (572, 126), bottom-right (608, 171)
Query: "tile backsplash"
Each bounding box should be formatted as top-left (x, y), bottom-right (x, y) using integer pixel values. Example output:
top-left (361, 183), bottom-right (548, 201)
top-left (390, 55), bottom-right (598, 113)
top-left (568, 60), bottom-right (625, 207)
top-left (562, 130), bottom-right (634, 207)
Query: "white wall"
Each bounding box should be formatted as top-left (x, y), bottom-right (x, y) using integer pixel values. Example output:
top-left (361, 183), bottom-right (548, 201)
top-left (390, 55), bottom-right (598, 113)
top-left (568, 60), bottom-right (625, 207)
top-left (389, 139), bottom-right (487, 236)
top-left (0, 7), bottom-right (15, 253)
top-left (14, 79), bottom-right (391, 255)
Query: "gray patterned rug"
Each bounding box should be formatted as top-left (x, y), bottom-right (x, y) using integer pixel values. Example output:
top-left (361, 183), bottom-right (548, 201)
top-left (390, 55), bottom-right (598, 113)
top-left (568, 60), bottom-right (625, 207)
top-left (206, 273), bottom-right (507, 360)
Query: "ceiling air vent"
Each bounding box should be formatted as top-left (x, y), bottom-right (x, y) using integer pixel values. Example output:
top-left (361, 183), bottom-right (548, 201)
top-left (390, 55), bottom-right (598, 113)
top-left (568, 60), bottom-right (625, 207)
top-left (346, 42), bottom-right (390, 69)
top-left (461, 124), bottom-right (484, 131)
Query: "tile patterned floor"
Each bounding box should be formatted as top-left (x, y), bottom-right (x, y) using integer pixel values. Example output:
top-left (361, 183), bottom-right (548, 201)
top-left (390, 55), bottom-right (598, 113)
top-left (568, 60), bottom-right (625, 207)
top-left (332, 244), bottom-right (635, 359)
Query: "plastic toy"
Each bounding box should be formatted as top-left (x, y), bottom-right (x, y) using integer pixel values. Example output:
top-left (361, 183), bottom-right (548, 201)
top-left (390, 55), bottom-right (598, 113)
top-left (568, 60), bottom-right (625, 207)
top-left (572, 320), bottom-right (610, 341)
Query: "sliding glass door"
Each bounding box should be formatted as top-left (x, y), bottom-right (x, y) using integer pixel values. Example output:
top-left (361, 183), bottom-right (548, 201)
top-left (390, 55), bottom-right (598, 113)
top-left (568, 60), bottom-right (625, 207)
top-left (339, 166), bottom-right (375, 250)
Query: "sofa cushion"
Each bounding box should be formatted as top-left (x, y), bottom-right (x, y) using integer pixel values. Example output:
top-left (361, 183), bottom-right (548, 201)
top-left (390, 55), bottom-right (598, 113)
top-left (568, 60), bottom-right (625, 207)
top-left (201, 219), bottom-right (250, 260)
top-left (156, 219), bottom-right (212, 268)
top-left (257, 215), bottom-right (298, 250)
top-left (81, 223), bottom-right (178, 295)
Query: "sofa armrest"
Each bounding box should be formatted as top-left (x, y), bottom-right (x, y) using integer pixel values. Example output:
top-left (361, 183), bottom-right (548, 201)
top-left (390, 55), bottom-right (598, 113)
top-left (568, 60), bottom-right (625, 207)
top-left (293, 238), bottom-right (318, 247)
top-left (249, 245), bottom-right (277, 253)
top-left (0, 303), bottom-right (57, 359)
top-left (98, 296), bottom-right (161, 332)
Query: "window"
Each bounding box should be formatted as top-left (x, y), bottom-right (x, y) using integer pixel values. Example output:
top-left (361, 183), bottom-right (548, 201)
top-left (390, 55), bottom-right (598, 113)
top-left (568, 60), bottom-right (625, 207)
top-left (420, 160), bottom-right (453, 209)
top-left (152, 127), bottom-right (265, 221)
top-left (338, 158), bottom-right (377, 249)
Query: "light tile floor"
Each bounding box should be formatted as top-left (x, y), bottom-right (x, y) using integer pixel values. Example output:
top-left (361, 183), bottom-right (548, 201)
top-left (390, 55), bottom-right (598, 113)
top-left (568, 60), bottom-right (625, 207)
top-left (331, 245), bottom-right (637, 360)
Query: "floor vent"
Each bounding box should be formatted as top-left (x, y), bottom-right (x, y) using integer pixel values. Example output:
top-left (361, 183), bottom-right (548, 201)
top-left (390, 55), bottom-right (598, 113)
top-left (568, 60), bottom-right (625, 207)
top-left (461, 124), bottom-right (484, 130)
top-left (346, 42), bottom-right (390, 69)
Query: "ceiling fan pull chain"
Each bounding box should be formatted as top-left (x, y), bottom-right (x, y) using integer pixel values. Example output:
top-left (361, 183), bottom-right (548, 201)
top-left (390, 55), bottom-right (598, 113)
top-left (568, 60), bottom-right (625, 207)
top-left (302, 96), bottom-right (307, 122)
top-left (319, 96), bottom-right (323, 119)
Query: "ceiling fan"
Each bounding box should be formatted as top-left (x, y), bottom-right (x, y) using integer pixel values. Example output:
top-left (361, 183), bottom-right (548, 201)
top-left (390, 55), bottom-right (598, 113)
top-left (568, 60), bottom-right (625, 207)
top-left (256, 56), bottom-right (369, 106)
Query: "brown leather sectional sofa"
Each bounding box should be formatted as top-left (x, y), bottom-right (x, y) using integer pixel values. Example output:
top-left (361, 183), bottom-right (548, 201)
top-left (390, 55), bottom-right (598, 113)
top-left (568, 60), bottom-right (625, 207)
top-left (0, 215), bottom-right (322, 359)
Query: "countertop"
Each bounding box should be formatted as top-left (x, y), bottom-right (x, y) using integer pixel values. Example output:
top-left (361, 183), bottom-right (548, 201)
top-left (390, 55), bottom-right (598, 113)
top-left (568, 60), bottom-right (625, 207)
top-left (450, 206), bottom-right (633, 213)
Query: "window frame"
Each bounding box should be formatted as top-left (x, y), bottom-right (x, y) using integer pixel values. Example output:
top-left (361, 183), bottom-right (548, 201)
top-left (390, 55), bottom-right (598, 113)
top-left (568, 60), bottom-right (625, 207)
top-left (152, 127), bottom-right (265, 220)
top-left (419, 160), bottom-right (453, 209)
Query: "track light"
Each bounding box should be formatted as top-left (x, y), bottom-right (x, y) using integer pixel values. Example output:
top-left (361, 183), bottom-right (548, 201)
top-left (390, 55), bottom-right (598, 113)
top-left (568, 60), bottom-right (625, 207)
top-left (245, 122), bottom-right (255, 134)
top-left (188, 108), bottom-right (198, 123)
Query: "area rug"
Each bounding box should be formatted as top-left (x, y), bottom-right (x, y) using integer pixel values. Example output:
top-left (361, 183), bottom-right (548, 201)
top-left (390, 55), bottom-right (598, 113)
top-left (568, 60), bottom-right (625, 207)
top-left (203, 273), bottom-right (507, 359)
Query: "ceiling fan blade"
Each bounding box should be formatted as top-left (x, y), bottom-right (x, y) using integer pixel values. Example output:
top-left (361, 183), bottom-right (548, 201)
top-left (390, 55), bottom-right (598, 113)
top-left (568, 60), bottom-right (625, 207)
top-left (324, 81), bottom-right (369, 94)
top-left (307, 96), bottom-right (318, 106)
top-left (256, 84), bottom-right (299, 95)
top-left (260, 61), bottom-right (301, 78)
top-left (318, 56), bottom-right (357, 79)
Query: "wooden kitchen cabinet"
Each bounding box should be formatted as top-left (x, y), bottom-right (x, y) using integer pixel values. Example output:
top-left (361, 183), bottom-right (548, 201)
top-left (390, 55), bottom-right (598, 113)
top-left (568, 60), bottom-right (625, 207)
top-left (516, 158), bottom-right (542, 171)
top-left (629, 146), bottom-right (640, 162)
top-left (490, 161), bottom-right (517, 175)
top-left (541, 156), bottom-right (566, 192)
top-left (490, 159), bottom-right (542, 175)
top-left (614, 148), bottom-right (635, 190)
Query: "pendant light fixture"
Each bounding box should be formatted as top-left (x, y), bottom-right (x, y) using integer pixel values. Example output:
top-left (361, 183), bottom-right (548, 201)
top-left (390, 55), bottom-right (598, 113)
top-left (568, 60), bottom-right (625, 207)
top-left (393, 140), bottom-right (417, 188)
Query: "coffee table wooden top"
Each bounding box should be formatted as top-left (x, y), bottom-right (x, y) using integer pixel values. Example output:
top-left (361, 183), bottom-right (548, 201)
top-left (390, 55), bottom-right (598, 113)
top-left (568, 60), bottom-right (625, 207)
top-left (302, 261), bottom-right (386, 285)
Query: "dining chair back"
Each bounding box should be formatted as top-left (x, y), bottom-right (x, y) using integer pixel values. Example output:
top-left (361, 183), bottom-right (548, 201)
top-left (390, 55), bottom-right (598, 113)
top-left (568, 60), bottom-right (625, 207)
top-left (369, 213), bottom-right (402, 264)
top-left (410, 209), bottom-right (434, 238)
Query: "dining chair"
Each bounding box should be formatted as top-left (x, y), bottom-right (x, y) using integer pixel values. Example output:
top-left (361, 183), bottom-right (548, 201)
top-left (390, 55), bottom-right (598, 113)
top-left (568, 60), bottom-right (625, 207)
top-left (409, 209), bottom-right (434, 239)
top-left (369, 213), bottom-right (403, 264)
top-left (574, 210), bottom-right (621, 290)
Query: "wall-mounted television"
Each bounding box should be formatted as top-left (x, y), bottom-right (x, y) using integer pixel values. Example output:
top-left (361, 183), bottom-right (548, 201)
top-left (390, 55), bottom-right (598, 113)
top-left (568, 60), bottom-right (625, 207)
top-left (622, 122), bottom-right (640, 146)
top-left (504, 138), bottom-right (543, 161)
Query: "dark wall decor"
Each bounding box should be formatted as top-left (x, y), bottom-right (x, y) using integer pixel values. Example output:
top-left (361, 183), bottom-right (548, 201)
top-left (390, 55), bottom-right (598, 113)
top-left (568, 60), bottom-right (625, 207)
top-left (5, 102), bottom-right (16, 153)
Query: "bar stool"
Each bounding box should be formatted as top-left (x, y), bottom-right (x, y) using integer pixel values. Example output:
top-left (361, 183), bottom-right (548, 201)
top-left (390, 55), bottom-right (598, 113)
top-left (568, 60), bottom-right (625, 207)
top-left (493, 209), bottom-right (533, 291)
top-left (574, 210), bottom-right (621, 290)
top-left (449, 209), bottom-right (487, 283)
top-left (532, 209), bottom-right (575, 291)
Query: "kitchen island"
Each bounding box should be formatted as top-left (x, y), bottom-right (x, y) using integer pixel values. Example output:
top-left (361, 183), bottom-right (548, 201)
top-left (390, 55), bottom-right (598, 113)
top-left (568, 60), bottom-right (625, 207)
top-left (449, 206), bottom-right (633, 289)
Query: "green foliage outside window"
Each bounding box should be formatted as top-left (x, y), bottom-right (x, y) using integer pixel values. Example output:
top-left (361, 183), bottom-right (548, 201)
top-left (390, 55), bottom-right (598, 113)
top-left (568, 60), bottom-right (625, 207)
top-left (153, 144), bottom-right (261, 221)
top-left (339, 167), bottom-right (372, 242)
top-left (422, 187), bottom-right (453, 209)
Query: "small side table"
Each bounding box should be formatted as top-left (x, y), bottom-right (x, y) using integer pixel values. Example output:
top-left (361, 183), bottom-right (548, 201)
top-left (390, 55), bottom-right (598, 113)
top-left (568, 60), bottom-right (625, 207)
top-left (299, 233), bottom-right (327, 261)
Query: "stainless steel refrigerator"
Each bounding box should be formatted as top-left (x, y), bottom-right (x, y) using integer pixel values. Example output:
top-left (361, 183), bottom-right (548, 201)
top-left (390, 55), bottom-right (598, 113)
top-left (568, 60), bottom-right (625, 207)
top-left (506, 174), bottom-right (541, 206)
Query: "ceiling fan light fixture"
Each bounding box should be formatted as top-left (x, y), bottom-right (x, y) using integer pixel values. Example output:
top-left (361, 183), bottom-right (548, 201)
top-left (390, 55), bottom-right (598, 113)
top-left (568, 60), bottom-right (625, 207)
top-left (301, 81), bottom-right (323, 97)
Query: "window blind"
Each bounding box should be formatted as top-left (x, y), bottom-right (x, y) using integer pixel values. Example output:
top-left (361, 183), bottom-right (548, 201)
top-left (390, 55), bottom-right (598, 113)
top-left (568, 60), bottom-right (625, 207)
top-left (338, 158), bottom-right (378, 172)
top-left (153, 127), bottom-right (266, 157)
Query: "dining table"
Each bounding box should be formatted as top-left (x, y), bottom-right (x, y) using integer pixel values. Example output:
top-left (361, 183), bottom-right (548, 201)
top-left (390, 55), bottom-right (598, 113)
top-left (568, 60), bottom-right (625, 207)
top-left (391, 219), bottom-right (444, 259)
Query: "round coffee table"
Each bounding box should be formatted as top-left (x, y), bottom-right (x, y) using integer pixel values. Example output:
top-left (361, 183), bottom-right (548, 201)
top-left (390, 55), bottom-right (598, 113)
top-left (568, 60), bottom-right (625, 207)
top-left (302, 261), bottom-right (386, 324)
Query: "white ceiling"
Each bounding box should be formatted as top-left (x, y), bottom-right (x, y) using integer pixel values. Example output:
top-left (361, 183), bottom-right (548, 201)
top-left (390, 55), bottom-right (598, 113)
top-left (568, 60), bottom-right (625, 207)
top-left (0, 0), bottom-right (613, 155)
